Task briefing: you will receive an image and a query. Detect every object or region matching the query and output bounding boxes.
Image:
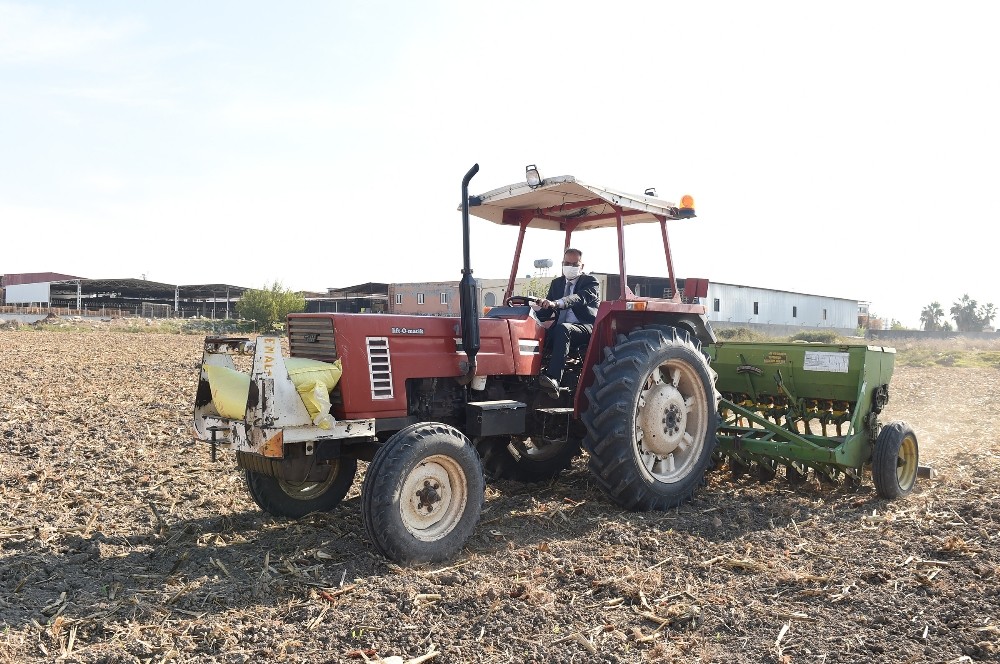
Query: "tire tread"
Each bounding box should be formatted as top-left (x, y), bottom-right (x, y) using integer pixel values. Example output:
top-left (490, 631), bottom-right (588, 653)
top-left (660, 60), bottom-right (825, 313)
top-left (582, 325), bottom-right (719, 511)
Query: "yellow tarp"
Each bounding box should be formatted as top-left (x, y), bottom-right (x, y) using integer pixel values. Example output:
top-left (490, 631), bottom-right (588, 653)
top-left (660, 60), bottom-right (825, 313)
top-left (203, 358), bottom-right (343, 427)
top-left (203, 364), bottom-right (251, 419)
top-left (285, 357), bottom-right (343, 427)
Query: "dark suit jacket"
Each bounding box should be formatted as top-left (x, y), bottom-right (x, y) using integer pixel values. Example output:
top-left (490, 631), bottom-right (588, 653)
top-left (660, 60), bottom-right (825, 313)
top-left (537, 273), bottom-right (600, 325)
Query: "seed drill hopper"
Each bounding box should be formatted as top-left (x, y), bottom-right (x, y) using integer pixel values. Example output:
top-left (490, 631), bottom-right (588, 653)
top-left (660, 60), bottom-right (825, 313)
top-left (707, 341), bottom-right (926, 497)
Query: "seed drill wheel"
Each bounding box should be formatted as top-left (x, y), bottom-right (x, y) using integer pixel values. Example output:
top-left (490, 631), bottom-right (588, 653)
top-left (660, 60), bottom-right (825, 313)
top-left (872, 421), bottom-right (919, 499)
top-left (362, 422), bottom-right (485, 565)
top-left (475, 434), bottom-right (581, 483)
top-left (582, 326), bottom-right (719, 510)
top-left (245, 457), bottom-right (357, 519)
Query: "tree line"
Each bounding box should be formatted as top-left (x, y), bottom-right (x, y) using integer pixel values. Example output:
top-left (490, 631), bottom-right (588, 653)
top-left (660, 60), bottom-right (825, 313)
top-left (921, 294), bottom-right (996, 332)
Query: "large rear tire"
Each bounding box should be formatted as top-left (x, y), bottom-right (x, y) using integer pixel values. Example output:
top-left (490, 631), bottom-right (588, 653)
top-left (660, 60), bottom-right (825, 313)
top-left (245, 457), bottom-right (357, 518)
top-left (362, 423), bottom-right (485, 565)
top-left (582, 326), bottom-right (719, 510)
top-left (872, 421), bottom-right (919, 499)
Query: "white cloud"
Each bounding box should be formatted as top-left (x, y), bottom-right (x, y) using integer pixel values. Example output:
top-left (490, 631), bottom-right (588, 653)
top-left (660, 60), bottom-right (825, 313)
top-left (214, 99), bottom-right (355, 131)
top-left (44, 82), bottom-right (178, 109)
top-left (0, 2), bottom-right (140, 64)
top-left (82, 174), bottom-right (127, 194)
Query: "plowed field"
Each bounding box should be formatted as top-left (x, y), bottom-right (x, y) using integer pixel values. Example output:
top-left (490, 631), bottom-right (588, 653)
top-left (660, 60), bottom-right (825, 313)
top-left (1, 330), bottom-right (997, 663)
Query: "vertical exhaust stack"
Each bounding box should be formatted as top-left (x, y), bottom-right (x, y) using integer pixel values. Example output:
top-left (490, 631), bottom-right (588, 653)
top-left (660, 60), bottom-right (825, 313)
top-left (458, 163), bottom-right (481, 385)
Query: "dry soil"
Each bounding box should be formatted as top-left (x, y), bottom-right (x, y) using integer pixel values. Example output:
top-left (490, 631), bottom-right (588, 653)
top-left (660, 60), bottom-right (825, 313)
top-left (1, 330), bottom-right (997, 663)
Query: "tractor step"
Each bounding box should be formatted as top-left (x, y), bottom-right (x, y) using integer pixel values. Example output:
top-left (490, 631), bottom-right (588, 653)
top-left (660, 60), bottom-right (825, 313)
top-left (917, 465), bottom-right (937, 480)
top-left (535, 407), bottom-right (574, 415)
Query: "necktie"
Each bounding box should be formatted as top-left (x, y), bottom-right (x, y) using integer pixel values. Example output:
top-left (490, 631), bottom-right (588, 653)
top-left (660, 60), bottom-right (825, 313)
top-left (558, 280), bottom-right (574, 324)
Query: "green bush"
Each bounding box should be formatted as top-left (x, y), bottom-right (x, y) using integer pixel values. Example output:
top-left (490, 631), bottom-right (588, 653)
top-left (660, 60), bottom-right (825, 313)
top-left (715, 327), bottom-right (770, 342)
top-left (235, 281), bottom-right (306, 332)
top-left (789, 330), bottom-right (842, 344)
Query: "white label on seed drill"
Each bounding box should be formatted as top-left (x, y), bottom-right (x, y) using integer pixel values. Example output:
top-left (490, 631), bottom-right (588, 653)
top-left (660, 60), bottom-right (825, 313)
top-left (803, 351), bottom-right (849, 373)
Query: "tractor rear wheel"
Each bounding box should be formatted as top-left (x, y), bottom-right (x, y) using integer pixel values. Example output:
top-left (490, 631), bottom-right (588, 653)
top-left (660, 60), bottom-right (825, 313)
top-left (362, 422), bottom-right (484, 565)
top-left (582, 326), bottom-right (719, 511)
top-left (872, 421), bottom-right (919, 499)
top-left (475, 434), bottom-right (581, 483)
top-left (245, 457), bottom-right (357, 519)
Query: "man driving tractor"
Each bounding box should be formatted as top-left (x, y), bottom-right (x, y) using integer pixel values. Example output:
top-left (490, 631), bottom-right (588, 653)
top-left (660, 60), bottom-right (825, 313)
top-left (535, 247), bottom-right (600, 397)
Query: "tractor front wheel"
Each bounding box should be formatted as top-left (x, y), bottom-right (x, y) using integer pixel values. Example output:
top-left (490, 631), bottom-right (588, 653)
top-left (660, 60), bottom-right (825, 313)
top-left (245, 457), bottom-right (357, 519)
top-left (362, 423), bottom-right (485, 565)
top-left (872, 421), bottom-right (919, 499)
top-left (582, 326), bottom-right (719, 510)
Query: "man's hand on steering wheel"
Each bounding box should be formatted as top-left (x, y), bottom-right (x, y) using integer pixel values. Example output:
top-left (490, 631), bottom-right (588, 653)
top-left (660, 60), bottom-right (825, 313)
top-left (505, 295), bottom-right (542, 307)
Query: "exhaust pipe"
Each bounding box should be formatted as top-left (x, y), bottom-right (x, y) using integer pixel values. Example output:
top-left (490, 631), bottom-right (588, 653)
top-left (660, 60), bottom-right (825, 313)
top-left (458, 163), bottom-right (481, 385)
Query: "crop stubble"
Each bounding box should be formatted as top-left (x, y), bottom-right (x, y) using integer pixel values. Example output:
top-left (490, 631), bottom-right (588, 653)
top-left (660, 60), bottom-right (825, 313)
top-left (0, 331), bottom-right (997, 663)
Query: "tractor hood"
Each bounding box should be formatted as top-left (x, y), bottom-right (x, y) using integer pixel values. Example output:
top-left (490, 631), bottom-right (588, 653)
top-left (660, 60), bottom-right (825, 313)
top-left (465, 175), bottom-right (693, 232)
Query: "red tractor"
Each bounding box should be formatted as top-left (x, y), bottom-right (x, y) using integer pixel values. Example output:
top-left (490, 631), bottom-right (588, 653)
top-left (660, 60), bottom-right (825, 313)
top-left (195, 164), bottom-right (719, 564)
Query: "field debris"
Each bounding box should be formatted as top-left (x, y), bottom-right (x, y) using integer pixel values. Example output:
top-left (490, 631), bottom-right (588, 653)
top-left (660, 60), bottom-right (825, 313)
top-left (0, 331), bottom-right (998, 662)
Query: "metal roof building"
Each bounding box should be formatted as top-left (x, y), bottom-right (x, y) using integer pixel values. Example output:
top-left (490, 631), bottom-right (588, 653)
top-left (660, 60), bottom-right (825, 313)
top-left (1, 273), bottom-right (248, 318)
top-left (705, 282), bottom-right (858, 336)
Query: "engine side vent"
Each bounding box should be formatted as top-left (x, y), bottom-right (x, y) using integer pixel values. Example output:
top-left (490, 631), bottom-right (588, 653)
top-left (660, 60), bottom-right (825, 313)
top-left (366, 337), bottom-right (393, 399)
top-left (288, 317), bottom-right (337, 362)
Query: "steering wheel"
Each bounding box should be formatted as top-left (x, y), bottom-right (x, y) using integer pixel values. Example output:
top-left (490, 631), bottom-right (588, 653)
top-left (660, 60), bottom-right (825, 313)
top-left (505, 295), bottom-right (541, 307)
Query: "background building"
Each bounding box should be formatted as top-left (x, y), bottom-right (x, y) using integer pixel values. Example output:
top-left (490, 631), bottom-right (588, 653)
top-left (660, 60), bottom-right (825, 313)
top-left (389, 278), bottom-right (537, 315)
top-left (390, 273), bottom-right (859, 336)
top-left (306, 283), bottom-right (389, 314)
top-left (705, 282), bottom-right (858, 336)
top-left (2, 270), bottom-right (859, 336)
top-left (1, 272), bottom-right (81, 306)
top-left (1, 273), bottom-right (247, 318)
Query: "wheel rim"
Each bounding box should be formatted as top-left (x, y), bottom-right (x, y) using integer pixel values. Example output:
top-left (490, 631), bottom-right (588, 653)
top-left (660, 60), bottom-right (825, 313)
top-left (277, 461), bottom-right (339, 500)
top-left (633, 359), bottom-right (710, 484)
top-left (896, 434), bottom-right (918, 492)
top-left (399, 455), bottom-right (469, 542)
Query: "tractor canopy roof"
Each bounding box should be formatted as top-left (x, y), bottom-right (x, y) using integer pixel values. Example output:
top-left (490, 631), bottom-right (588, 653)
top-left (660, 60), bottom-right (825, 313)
top-left (466, 175), bottom-right (692, 232)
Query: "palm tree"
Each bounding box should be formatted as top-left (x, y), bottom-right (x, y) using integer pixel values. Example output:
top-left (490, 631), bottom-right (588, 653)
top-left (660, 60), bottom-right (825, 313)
top-left (920, 301), bottom-right (944, 331)
top-left (950, 294), bottom-right (979, 332)
top-left (981, 303), bottom-right (997, 329)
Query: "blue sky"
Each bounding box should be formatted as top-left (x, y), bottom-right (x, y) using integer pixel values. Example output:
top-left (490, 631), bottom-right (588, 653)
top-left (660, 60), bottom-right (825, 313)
top-left (1, 1), bottom-right (997, 328)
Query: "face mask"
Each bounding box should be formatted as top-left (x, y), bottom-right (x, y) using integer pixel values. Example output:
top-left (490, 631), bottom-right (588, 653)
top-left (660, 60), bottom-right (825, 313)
top-left (563, 265), bottom-right (582, 280)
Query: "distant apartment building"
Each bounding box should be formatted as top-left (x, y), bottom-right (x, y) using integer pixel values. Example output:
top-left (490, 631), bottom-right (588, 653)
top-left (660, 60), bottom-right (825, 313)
top-left (390, 278), bottom-right (536, 316)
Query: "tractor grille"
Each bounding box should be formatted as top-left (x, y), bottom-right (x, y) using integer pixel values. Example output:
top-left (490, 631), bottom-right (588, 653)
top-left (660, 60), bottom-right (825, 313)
top-left (288, 317), bottom-right (337, 362)
top-left (366, 337), bottom-right (393, 399)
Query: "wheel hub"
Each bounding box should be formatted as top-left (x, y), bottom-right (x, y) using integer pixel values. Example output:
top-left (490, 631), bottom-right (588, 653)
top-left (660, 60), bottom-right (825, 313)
top-left (897, 435), bottom-right (918, 491)
top-left (638, 382), bottom-right (689, 457)
top-left (632, 360), bottom-right (709, 485)
top-left (277, 460), bottom-right (339, 500)
top-left (415, 480), bottom-right (442, 512)
top-left (399, 456), bottom-right (468, 542)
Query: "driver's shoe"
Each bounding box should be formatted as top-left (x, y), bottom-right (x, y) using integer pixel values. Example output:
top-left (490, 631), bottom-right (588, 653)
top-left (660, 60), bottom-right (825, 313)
top-left (538, 374), bottom-right (561, 398)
